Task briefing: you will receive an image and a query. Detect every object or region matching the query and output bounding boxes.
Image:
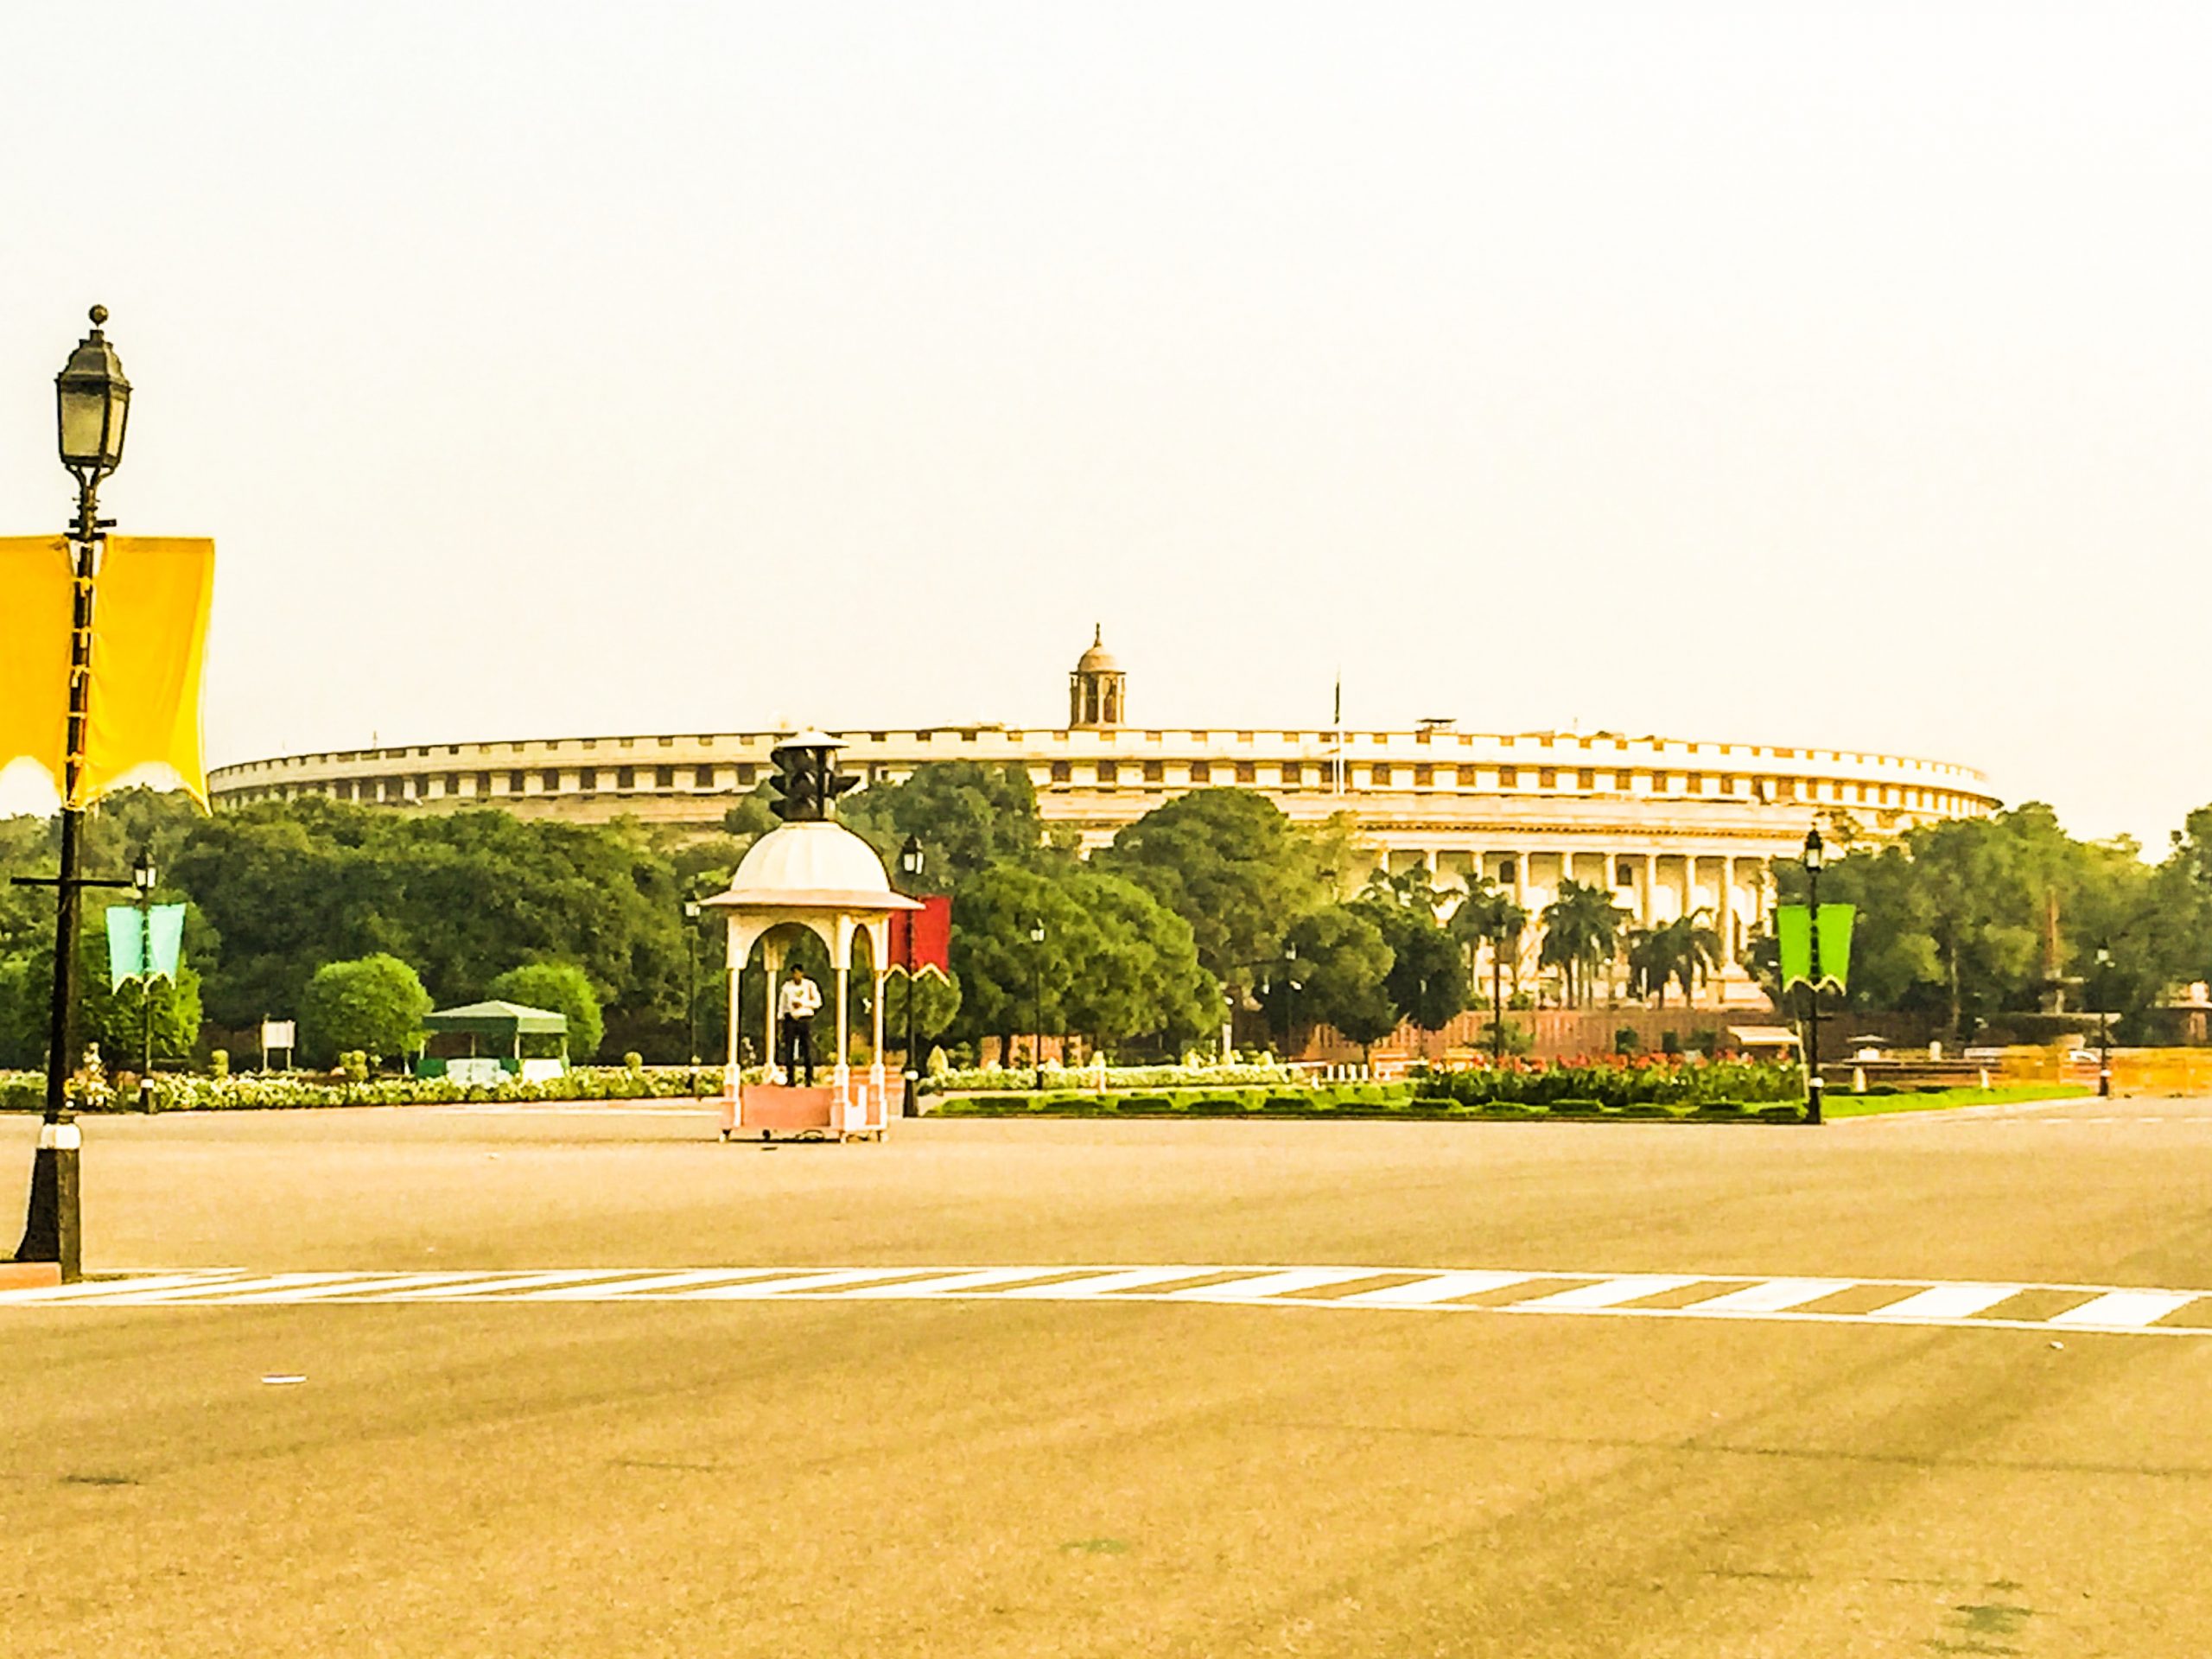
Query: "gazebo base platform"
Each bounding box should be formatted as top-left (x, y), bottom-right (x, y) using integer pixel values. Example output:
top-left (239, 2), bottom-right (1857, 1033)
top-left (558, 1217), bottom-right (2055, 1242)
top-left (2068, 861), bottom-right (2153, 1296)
top-left (720, 1082), bottom-right (888, 1143)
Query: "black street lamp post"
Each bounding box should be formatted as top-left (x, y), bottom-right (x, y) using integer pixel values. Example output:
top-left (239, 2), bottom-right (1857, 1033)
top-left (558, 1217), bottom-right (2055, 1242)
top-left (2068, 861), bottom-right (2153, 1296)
top-left (12, 308), bottom-right (135, 1281)
top-left (683, 900), bottom-right (702, 1065)
top-left (1030, 918), bottom-right (1046, 1091)
top-left (1802, 826), bottom-right (1825, 1127)
top-left (897, 836), bottom-right (924, 1116)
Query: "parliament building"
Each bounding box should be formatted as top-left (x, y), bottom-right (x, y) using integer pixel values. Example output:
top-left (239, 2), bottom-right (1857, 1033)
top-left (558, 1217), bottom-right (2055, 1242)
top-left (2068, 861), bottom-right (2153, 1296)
top-left (210, 632), bottom-right (1995, 997)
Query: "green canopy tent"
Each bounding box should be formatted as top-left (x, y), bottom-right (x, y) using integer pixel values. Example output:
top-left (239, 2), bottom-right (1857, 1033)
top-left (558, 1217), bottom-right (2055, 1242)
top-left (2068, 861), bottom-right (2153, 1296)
top-left (421, 1000), bottom-right (569, 1063)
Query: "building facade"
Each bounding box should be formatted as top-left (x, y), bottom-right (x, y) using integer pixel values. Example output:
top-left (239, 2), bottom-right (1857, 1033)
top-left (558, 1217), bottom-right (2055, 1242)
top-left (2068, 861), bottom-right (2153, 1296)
top-left (210, 634), bottom-right (1997, 1001)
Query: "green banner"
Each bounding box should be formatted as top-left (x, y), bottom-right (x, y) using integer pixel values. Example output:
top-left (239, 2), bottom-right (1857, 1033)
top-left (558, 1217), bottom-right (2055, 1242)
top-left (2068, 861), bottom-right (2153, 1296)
top-left (1777, 903), bottom-right (1853, 993)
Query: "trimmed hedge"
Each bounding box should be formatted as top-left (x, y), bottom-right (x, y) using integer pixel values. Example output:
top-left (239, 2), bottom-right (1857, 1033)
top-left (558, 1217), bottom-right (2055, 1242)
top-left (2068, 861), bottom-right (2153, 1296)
top-left (0, 1065), bottom-right (728, 1114)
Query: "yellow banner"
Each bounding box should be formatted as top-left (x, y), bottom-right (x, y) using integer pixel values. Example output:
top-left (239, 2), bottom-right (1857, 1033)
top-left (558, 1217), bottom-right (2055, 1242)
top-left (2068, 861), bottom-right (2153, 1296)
top-left (79, 537), bottom-right (216, 808)
top-left (0, 537), bottom-right (73, 789)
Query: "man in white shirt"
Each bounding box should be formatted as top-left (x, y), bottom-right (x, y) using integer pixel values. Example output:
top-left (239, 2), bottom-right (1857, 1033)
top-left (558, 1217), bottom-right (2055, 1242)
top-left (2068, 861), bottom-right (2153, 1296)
top-left (778, 964), bottom-right (823, 1085)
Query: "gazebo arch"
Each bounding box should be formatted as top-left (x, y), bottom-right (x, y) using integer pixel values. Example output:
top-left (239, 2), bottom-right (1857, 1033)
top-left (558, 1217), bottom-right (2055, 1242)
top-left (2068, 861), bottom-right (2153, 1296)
top-left (702, 815), bottom-right (918, 1141)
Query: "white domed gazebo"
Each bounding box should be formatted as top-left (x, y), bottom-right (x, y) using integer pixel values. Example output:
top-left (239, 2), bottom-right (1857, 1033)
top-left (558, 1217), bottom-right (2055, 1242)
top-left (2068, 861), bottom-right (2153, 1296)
top-left (701, 735), bottom-right (918, 1141)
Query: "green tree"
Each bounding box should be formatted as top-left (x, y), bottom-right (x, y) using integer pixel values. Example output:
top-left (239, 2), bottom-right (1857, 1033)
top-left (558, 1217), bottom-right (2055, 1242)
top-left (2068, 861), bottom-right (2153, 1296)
top-left (949, 859), bottom-right (1212, 1058)
top-left (1538, 879), bottom-right (1629, 1007)
top-left (1356, 871), bottom-right (1465, 1034)
top-left (840, 762), bottom-right (1049, 889)
top-left (301, 953), bottom-right (432, 1068)
top-left (1270, 904), bottom-right (1396, 1059)
top-left (486, 961), bottom-right (605, 1059)
top-left (1448, 877), bottom-right (1528, 1007)
top-left (1094, 789), bottom-right (1326, 994)
top-left (1627, 912), bottom-right (1724, 1007)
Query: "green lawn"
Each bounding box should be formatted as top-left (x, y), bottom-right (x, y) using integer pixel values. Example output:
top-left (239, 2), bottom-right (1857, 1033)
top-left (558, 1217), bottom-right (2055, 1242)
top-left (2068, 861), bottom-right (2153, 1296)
top-left (1824, 1083), bottom-right (2093, 1118)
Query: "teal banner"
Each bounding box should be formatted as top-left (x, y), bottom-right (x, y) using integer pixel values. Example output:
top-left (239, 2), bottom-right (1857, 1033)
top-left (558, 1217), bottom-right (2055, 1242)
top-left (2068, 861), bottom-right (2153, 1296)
top-left (105, 906), bottom-right (143, 991)
top-left (148, 903), bottom-right (185, 977)
top-left (104, 903), bottom-right (187, 990)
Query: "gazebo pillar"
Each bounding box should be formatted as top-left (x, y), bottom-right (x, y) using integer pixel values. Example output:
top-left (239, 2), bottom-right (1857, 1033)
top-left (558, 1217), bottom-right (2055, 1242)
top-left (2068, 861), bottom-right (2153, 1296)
top-left (833, 957), bottom-right (851, 1104)
top-left (871, 962), bottom-right (888, 1108)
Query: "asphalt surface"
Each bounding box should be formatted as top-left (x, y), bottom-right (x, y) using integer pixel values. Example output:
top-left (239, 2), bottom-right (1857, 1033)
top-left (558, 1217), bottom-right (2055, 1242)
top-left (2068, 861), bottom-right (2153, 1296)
top-left (5, 1096), bottom-right (2212, 1656)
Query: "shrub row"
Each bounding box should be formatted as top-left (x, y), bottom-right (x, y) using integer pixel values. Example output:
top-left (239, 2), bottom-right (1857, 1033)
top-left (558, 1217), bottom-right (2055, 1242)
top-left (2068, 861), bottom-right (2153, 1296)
top-left (1414, 1058), bottom-right (1803, 1109)
top-left (933, 1085), bottom-right (1802, 1122)
top-left (0, 1065), bottom-right (728, 1114)
top-left (921, 1061), bottom-right (1300, 1096)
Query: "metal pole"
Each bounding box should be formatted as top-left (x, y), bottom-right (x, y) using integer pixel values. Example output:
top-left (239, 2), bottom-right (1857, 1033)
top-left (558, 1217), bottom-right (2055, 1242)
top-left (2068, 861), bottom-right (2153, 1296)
top-left (1492, 931), bottom-right (1504, 1063)
top-left (141, 888), bottom-right (154, 1078)
top-left (1806, 860), bottom-right (1824, 1126)
top-left (903, 927), bottom-right (918, 1116)
top-left (17, 475), bottom-right (99, 1279)
top-left (685, 922), bottom-right (698, 1066)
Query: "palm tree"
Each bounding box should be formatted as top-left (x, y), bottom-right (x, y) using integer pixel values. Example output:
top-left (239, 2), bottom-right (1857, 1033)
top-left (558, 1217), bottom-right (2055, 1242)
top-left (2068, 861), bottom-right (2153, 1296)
top-left (1539, 879), bottom-right (1630, 1007)
top-left (1448, 875), bottom-right (1528, 1054)
top-left (1627, 911), bottom-right (1726, 1007)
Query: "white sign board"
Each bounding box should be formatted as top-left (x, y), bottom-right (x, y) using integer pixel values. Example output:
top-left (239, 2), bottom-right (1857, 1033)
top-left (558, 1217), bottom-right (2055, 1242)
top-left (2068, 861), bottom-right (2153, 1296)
top-left (261, 1020), bottom-right (295, 1050)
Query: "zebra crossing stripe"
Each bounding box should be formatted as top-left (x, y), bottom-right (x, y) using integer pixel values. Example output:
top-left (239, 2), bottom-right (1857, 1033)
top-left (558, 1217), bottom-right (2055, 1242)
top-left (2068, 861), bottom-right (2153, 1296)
top-left (1507, 1275), bottom-right (1700, 1311)
top-left (1333, 1271), bottom-right (1535, 1306)
top-left (383, 1268), bottom-right (643, 1300)
top-left (1165, 1268), bottom-right (1380, 1302)
top-left (525, 1269), bottom-right (784, 1300)
top-left (997, 1267), bottom-right (1219, 1299)
top-left (840, 1267), bottom-right (1073, 1298)
top-left (212, 1270), bottom-right (522, 1304)
top-left (1683, 1278), bottom-right (1857, 1314)
top-left (677, 1268), bottom-right (923, 1299)
top-left (2046, 1290), bottom-right (2196, 1329)
top-left (1867, 1284), bottom-right (2020, 1321)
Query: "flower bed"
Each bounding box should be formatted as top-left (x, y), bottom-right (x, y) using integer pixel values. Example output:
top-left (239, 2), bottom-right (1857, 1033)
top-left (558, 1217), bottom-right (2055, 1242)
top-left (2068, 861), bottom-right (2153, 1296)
top-left (0, 1065), bottom-right (728, 1113)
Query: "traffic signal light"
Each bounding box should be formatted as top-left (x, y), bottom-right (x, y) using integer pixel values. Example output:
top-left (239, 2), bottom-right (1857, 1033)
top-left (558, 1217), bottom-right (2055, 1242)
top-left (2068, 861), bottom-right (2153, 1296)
top-left (768, 764), bottom-right (821, 823)
top-left (767, 731), bottom-right (851, 823)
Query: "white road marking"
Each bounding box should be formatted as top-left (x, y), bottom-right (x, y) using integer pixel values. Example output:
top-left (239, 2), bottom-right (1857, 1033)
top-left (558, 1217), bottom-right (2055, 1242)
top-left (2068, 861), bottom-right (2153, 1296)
top-left (213, 1270), bottom-right (523, 1304)
top-left (93, 1272), bottom-right (391, 1306)
top-left (2048, 1290), bottom-right (2196, 1329)
top-left (1868, 1284), bottom-right (2020, 1321)
top-left (839, 1267), bottom-right (1073, 1298)
top-left (1507, 1275), bottom-right (1700, 1311)
top-left (0, 1270), bottom-right (243, 1305)
top-left (677, 1268), bottom-right (924, 1299)
top-left (1682, 1279), bottom-right (1857, 1314)
top-left (1163, 1268), bottom-right (1380, 1302)
top-left (998, 1267), bottom-right (1219, 1299)
top-left (17, 1267), bottom-right (2212, 1339)
top-left (526, 1269), bottom-right (783, 1300)
top-left (1334, 1271), bottom-right (1536, 1306)
top-left (384, 1268), bottom-right (643, 1300)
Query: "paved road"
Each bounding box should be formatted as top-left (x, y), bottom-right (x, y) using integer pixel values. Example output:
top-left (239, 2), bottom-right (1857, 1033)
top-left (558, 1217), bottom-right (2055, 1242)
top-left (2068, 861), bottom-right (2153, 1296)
top-left (5, 1096), bottom-right (2212, 1656)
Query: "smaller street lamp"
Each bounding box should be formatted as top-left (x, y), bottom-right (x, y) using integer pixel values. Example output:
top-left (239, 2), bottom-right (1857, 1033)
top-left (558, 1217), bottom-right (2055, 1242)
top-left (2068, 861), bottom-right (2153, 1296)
top-left (682, 899), bottom-right (702, 1065)
top-left (1029, 918), bottom-right (1047, 1091)
top-left (2094, 944), bottom-right (2114, 1099)
top-left (896, 836), bottom-right (925, 1115)
top-left (1802, 826), bottom-right (1825, 1126)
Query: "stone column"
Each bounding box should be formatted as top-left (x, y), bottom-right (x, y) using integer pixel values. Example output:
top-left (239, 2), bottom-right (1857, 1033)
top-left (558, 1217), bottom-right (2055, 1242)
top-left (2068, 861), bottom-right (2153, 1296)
top-left (1643, 853), bottom-right (1659, 924)
top-left (1719, 856), bottom-right (1737, 966)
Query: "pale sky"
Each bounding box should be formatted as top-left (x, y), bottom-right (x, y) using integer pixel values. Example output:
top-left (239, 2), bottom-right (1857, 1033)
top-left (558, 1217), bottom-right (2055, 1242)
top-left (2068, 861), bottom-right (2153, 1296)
top-left (3, 3), bottom-right (2208, 849)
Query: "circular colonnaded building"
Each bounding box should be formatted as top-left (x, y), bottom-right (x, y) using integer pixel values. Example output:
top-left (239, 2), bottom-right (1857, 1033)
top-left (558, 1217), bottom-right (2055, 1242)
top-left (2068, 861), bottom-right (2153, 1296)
top-left (212, 632), bottom-right (1995, 1004)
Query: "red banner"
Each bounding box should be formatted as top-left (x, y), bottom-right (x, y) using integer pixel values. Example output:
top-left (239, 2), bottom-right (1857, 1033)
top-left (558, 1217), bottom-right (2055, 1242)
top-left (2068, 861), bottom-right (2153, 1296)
top-left (887, 894), bottom-right (952, 975)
